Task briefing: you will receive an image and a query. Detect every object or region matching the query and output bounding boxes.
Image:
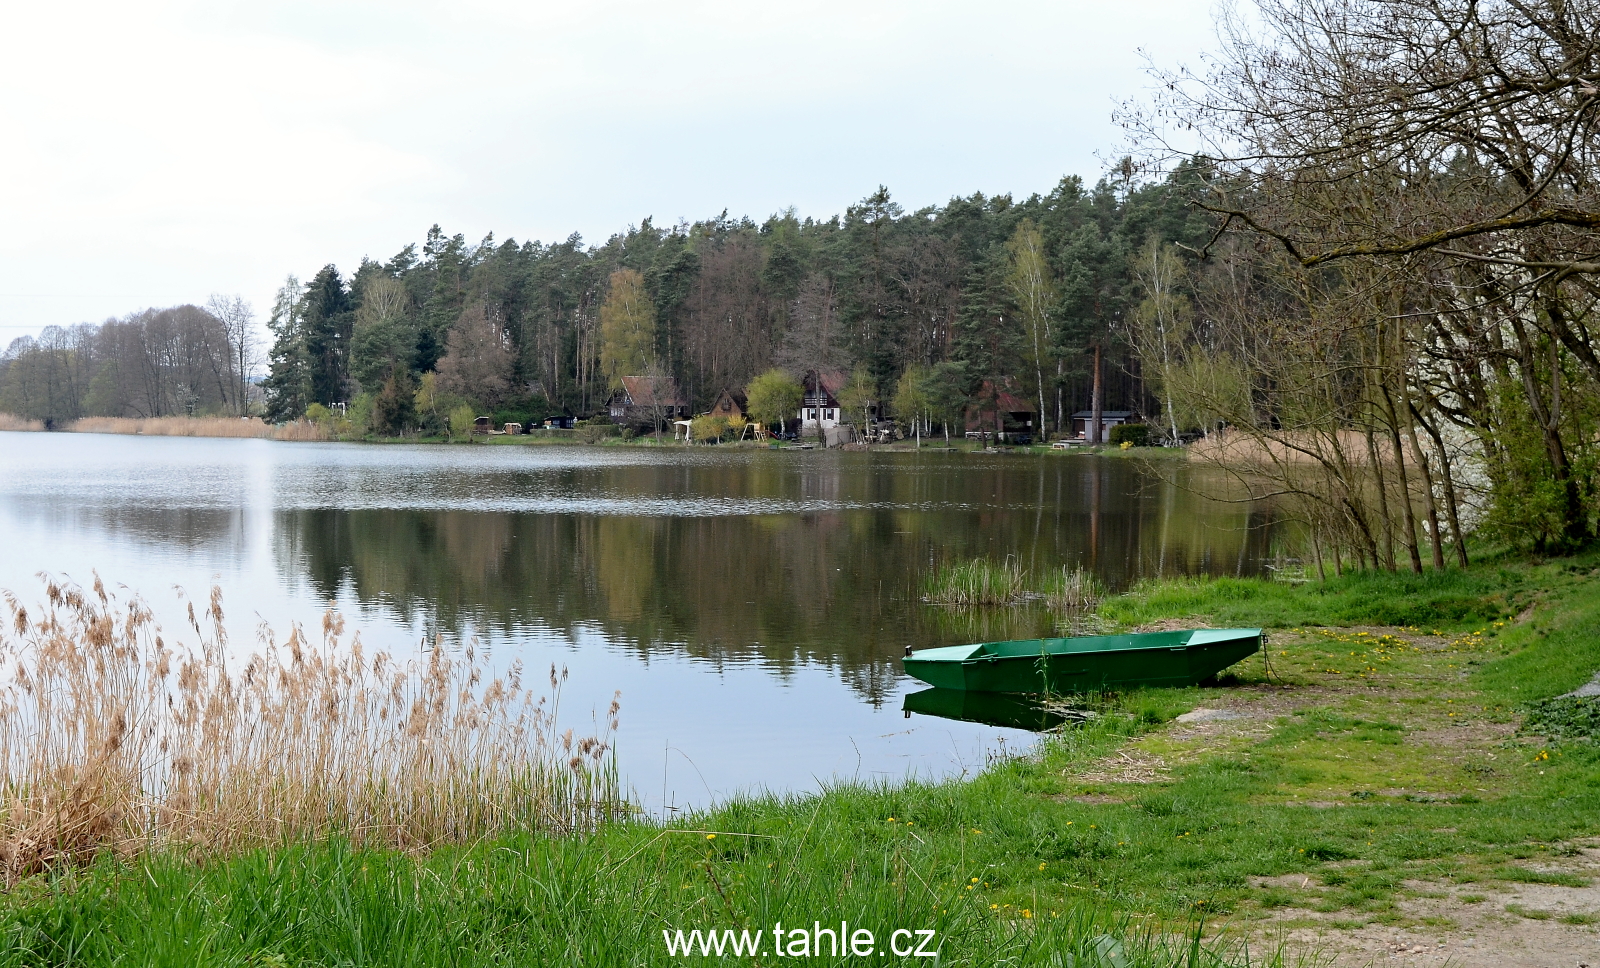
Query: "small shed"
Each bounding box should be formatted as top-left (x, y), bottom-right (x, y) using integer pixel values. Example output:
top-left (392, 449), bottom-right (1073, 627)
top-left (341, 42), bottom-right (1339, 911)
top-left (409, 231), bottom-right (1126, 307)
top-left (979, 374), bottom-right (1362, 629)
top-left (472, 416), bottom-right (492, 435)
top-left (503, 422), bottom-right (523, 435)
top-left (1070, 410), bottom-right (1134, 441)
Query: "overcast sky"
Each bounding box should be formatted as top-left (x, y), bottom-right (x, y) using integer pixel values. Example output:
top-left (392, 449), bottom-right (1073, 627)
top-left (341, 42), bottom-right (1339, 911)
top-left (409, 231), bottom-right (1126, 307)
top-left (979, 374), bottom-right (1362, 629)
top-left (0, 0), bottom-right (1217, 343)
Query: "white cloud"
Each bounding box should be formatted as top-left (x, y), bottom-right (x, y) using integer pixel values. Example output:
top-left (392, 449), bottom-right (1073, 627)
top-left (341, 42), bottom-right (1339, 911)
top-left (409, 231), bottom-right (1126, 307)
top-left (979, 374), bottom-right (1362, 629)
top-left (0, 0), bottom-right (1217, 341)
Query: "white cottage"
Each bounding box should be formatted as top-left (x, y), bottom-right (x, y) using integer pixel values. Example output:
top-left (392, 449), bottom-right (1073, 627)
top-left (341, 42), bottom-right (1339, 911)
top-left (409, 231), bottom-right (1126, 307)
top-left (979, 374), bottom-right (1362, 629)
top-left (799, 369), bottom-right (846, 431)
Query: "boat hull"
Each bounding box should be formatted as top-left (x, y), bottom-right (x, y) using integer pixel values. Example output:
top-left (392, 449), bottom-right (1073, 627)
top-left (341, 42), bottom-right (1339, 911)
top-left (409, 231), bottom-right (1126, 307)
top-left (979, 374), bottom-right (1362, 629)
top-left (901, 629), bottom-right (1262, 694)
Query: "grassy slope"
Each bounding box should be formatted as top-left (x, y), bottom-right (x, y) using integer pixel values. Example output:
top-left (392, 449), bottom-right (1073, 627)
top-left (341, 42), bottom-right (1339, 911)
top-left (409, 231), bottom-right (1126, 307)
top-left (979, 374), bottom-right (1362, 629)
top-left (3, 555), bottom-right (1598, 965)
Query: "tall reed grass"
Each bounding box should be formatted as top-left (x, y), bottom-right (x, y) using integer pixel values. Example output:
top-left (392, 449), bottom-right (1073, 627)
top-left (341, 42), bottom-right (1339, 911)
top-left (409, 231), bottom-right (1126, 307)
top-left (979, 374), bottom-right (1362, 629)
top-left (64, 416), bottom-right (278, 439)
top-left (0, 577), bottom-right (620, 883)
top-left (2, 415), bottom-right (334, 441)
top-left (922, 558), bottom-right (1104, 610)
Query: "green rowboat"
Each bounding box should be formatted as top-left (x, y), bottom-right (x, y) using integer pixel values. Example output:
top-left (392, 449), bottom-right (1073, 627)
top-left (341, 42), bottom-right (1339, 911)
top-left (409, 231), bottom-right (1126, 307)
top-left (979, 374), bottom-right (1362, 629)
top-left (902, 628), bottom-right (1263, 694)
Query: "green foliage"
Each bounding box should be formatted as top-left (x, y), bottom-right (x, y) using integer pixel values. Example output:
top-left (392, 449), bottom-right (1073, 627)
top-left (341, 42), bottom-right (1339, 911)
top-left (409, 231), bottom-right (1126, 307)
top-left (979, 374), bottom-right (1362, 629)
top-left (599, 268), bottom-right (656, 390)
top-left (346, 392), bottom-right (374, 437)
top-left (1521, 695), bottom-right (1600, 742)
top-left (576, 420), bottom-right (620, 444)
top-left (1108, 423), bottom-right (1150, 447)
top-left (373, 369), bottom-right (417, 436)
top-left (893, 364), bottom-right (932, 430)
top-left (688, 413), bottom-right (729, 442)
top-left (837, 367), bottom-right (876, 425)
top-left (1479, 373), bottom-right (1600, 553)
top-left (744, 369), bottom-right (802, 429)
top-left (447, 404), bottom-right (477, 441)
top-left (303, 402), bottom-right (333, 424)
top-left (350, 275), bottom-right (416, 391)
top-left (301, 265), bottom-right (354, 407)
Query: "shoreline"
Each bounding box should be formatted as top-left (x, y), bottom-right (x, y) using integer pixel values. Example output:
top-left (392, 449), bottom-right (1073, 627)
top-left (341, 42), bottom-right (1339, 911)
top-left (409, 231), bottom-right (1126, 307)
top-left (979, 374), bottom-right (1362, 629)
top-left (0, 415), bottom-right (1183, 459)
top-left (0, 556), bottom-right (1594, 965)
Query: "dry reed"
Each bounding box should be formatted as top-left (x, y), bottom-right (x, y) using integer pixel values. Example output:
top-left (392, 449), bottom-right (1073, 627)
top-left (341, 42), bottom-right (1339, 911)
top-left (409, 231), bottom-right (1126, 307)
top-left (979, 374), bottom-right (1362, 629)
top-left (267, 419), bottom-right (333, 441)
top-left (63, 416), bottom-right (278, 439)
top-left (0, 414), bottom-right (45, 433)
top-left (0, 577), bottom-right (620, 883)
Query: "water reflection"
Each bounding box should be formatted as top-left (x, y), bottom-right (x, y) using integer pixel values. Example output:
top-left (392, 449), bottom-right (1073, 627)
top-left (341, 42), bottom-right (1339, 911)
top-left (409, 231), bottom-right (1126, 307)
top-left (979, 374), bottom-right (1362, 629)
top-left (902, 689), bottom-right (1071, 731)
top-left (270, 454), bottom-right (1273, 701)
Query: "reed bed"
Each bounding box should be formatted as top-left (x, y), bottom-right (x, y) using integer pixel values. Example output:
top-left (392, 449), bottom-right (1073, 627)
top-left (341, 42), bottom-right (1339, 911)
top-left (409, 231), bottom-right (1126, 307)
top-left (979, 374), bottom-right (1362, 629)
top-left (0, 577), bottom-right (620, 883)
top-left (0, 414), bottom-right (45, 432)
top-left (922, 557), bottom-right (1104, 610)
top-left (63, 416), bottom-right (278, 438)
top-left (267, 418), bottom-right (333, 441)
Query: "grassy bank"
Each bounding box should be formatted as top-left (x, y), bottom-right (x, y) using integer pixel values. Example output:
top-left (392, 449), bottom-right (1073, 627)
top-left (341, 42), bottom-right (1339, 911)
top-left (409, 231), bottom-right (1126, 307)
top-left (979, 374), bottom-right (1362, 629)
top-left (2, 557), bottom-right (1596, 964)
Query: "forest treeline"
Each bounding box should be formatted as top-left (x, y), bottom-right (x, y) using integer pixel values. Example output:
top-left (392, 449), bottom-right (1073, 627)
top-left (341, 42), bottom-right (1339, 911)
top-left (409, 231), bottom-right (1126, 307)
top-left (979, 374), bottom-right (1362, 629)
top-left (0, 168), bottom-right (1213, 438)
top-left (252, 169), bottom-right (1215, 436)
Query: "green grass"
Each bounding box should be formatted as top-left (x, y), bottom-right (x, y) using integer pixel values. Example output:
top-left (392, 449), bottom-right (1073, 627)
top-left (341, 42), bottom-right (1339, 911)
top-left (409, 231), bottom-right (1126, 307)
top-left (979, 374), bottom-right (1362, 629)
top-left (0, 725), bottom-right (1295, 966)
top-left (1098, 567), bottom-right (1527, 631)
top-left (7, 554), bottom-right (1600, 962)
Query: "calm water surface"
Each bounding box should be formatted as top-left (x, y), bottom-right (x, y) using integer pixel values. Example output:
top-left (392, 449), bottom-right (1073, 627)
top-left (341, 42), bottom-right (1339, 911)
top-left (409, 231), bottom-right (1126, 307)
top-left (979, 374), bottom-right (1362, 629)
top-left (0, 432), bottom-right (1276, 812)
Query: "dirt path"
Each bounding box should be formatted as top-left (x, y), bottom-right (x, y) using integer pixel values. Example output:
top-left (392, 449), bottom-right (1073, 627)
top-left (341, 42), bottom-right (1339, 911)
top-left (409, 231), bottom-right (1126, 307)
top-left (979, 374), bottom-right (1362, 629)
top-left (1062, 623), bottom-right (1600, 964)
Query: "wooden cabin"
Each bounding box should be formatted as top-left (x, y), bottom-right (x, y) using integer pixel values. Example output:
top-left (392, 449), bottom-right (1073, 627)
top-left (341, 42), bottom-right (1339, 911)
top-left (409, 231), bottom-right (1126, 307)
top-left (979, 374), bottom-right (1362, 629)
top-left (964, 379), bottom-right (1038, 441)
top-left (608, 375), bottom-right (690, 428)
top-left (709, 388), bottom-right (748, 421)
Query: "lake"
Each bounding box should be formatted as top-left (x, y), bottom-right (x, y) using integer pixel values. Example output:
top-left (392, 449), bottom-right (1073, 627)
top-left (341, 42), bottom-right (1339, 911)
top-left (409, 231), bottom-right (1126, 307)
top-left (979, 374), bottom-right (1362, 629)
top-left (0, 432), bottom-right (1276, 812)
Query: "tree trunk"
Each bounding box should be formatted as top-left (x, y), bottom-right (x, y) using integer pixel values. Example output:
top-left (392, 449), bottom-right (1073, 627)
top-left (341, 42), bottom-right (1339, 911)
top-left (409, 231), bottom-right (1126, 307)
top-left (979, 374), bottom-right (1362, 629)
top-left (1400, 395), bottom-right (1446, 569)
top-left (1379, 382), bottom-right (1424, 574)
top-left (1090, 343), bottom-right (1103, 444)
top-left (1414, 398), bottom-right (1468, 567)
top-left (1363, 427), bottom-right (1397, 571)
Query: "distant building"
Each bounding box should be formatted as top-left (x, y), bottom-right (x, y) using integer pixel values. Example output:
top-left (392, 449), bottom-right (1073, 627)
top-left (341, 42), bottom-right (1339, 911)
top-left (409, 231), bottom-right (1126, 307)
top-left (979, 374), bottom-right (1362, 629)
top-left (708, 388), bottom-right (748, 421)
top-left (799, 370), bottom-right (846, 432)
top-left (1070, 410), bottom-right (1134, 440)
top-left (965, 378), bottom-right (1039, 441)
top-left (609, 375), bottom-right (689, 428)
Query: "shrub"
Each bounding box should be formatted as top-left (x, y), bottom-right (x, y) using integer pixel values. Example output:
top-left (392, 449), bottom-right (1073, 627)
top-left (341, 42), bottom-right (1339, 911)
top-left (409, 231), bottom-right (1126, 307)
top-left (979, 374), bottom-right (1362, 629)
top-left (1108, 423), bottom-right (1150, 447)
top-left (689, 414), bottom-right (730, 443)
top-left (448, 405), bottom-right (477, 441)
top-left (746, 370), bottom-right (803, 429)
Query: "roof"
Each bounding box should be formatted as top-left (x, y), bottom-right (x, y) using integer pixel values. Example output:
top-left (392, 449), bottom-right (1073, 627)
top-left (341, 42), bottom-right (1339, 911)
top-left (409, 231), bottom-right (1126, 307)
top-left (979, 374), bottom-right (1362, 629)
top-left (995, 390), bottom-right (1036, 414)
top-left (970, 379), bottom-right (1037, 414)
top-left (619, 375), bottom-right (686, 407)
top-left (804, 369), bottom-right (846, 394)
top-left (712, 388), bottom-right (748, 410)
top-left (802, 369), bottom-right (845, 406)
top-left (1070, 410), bottom-right (1135, 419)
